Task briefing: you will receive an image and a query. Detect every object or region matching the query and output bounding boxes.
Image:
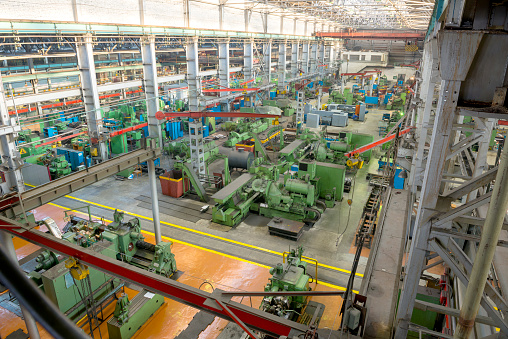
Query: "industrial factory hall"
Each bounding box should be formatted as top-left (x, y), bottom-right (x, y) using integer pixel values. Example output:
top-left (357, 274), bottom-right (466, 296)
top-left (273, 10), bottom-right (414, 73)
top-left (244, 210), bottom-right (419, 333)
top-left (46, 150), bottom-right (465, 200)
top-left (0, 0), bottom-right (507, 338)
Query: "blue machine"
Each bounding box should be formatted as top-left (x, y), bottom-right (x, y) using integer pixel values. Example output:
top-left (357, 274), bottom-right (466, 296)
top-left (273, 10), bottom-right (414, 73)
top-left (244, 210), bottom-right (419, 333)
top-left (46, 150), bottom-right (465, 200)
top-left (365, 96), bottom-right (379, 105)
top-left (394, 168), bottom-right (406, 189)
top-left (384, 93), bottom-right (393, 105)
top-left (43, 127), bottom-right (58, 138)
top-left (166, 121), bottom-right (183, 140)
top-left (270, 91), bottom-right (277, 99)
top-left (56, 148), bottom-right (91, 171)
top-left (203, 125), bottom-right (209, 137)
top-left (142, 158), bottom-right (160, 167)
top-left (103, 119), bottom-right (122, 130)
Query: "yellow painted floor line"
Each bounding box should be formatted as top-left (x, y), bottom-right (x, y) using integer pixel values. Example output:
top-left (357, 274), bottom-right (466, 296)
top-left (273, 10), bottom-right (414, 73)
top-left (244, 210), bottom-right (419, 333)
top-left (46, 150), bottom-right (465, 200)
top-left (25, 183), bottom-right (362, 278)
top-left (67, 195), bottom-right (363, 278)
top-left (47, 202), bottom-right (354, 292)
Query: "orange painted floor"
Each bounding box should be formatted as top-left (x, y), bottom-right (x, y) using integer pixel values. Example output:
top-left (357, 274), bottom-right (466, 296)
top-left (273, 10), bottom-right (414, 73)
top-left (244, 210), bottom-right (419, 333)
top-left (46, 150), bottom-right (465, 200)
top-left (1, 204), bottom-right (344, 338)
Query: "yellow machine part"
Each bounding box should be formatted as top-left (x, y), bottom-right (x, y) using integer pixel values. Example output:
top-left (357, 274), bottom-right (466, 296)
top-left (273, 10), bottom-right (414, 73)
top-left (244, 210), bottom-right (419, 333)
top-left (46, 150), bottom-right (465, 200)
top-left (90, 147), bottom-right (98, 157)
top-left (65, 257), bottom-right (90, 280)
top-left (346, 158), bottom-right (364, 169)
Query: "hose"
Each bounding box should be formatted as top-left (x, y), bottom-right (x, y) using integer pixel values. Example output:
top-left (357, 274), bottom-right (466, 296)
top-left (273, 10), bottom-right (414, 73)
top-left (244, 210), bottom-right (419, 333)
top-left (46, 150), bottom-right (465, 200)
top-left (316, 200), bottom-right (327, 212)
top-left (303, 207), bottom-right (321, 223)
top-left (0, 244), bottom-right (88, 339)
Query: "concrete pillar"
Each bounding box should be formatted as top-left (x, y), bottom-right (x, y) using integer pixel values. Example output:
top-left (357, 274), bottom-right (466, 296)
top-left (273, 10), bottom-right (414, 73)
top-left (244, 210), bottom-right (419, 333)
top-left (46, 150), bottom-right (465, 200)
top-left (0, 232), bottom-right (41, 339)
top-left (0, 73), bottom-right (37, 336)
top-left (76, 34), bottom-right (108, 161)
top-left (302, 42), bottom-right (310, 74)
top-left (291, 41), bottom-right (299, 79)
top-left (0, 74), bottom-right (25, 193)
top-left (263, 40), bottom-right (272, 83)
top-left (186, 37), bottom-right (205, 175)
top-left (243, 39), bottom-right (255, 107)
top-left (218, 39), bottom-right (230, 103)
top-left (278, 41), bottom-right (287, 90)
top-left (141, 35), bottom-right (162, 245)
top-left (309, 43), bottom-right (318, 74)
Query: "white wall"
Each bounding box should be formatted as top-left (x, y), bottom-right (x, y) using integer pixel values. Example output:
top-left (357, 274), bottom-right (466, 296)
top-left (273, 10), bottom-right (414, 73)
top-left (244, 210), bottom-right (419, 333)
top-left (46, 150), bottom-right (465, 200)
top-left (0, 0), bottom-right (338, 37)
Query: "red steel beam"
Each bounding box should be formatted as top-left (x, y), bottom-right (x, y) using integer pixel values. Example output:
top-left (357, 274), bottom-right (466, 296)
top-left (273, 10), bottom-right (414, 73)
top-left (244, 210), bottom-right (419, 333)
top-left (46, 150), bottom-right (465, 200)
top-left (8, 89), bottom-right (144, 115)
top-left (109, 123), bottom-right (148, 137)
top-left (239, 79), bottom-right (255, 86)
top-left (0, 221), bottom-right (305, 336)
top-left (315, 31), bottom-right (425, 40)
top-left (155, 111), bottom-right (280, 120)
top-left (202, 88), bottom-right (259, 93)
top-left (340, 72), bottom-right (367, 77)
top-left (345, 127), bottom-right (413, 157)
top-left (35, 131), bottom-right (87, 148)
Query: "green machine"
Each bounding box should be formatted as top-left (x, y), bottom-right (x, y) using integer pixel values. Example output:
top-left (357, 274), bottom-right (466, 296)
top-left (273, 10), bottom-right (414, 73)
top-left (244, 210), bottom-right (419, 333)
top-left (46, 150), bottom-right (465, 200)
top-left (275, 98), bottom-right (296, 116)
top-left (224, 131), bottom-right (251, 147)
top-left (24, 150), bottom-right (72, 179)
top-left (35, 210), bottom-right (176, 338)
top-left (211, 163), bottom-right (324, 226)
top-left (261, 246), bottom-right (324, 326)
top-left (108, 292), bottom-right (164, 339)
top-left (329, 90), bottom-right (344, 104)
top-left (18, 129), bottom-right (45, 158)
top-left (48, 155), bottom-right (72, 179)
top-left (164, 139), bottom-right (218, 162)
top-left (19, 144), bottom-right (48, 158)
top-left (296, 160), bottom-right (345, 206)
top-left (18, 129), bottom-right (41, 143)
top-left (255, 176), bottom-right (323, 223)
top-left (111, 134), bottom-right (129, 154)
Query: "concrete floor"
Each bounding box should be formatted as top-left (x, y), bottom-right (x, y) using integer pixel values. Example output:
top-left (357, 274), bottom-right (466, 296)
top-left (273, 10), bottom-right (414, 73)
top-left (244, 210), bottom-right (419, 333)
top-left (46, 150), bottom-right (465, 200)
top-left (46, 108), bottom-right (389, 292)
top-left (3, 101), bottom-right (398, 338)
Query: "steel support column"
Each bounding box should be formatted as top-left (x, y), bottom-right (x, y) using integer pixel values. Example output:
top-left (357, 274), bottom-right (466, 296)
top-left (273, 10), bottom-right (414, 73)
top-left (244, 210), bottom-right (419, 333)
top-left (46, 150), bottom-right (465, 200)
top-left (327, 44), bottom-right (335, 74)
top-left (291, 41), bottom-right (299, 79)
top-left (76, 34), bottom-right (108, 161)
top-left (28, 59), bottom-right (43, 124)
top-left (186, 37), bottom-right (205, 175)
top-left (455, 118), bottom-right (508, 339)
top-left (309, 43), bottom-right (318, 74)
top-left (243, 39), bottom-right (254, 107)
top-left (141, 35), bottom-right (162, 245)
top-left (396, 79), bottom-right (463, 339)
top-left (395, 31), bottom-right (484, 338)
top-left (0, 231), bottom-right (41, 339)
top-left (301, 42), bottom-right (310, 74)
top-left (318, 42), bottom-right (325, 77)
top-left (409, 38), bottom-right (439, 191)
top-left (0, 74), bottom-right (24, 194)
top-left (219, 39), bottom-right (230, 105)
top-left (278, 41), bottom-right (287, 90)
top-left (263, 40), bottom-right (272, 83)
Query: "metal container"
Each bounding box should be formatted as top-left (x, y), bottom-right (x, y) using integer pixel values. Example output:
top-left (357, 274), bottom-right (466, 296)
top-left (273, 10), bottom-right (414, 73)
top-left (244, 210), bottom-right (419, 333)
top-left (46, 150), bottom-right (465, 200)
top-left (306, 114), bottom-right (320, 128)
top-left (227, 149), bottom-right (254, 170)
top-left (331, 112), bottom-right (349, 127)
top-left (329, 142), bottom-right (349, 152)
top-left (285, 179), bottom-right (314, 196)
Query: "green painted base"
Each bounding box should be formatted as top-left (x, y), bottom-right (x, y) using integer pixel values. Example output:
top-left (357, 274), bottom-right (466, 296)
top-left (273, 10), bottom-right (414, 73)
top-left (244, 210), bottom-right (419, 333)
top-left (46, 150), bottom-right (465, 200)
top-left (107, 291), bottom-right (164, 339)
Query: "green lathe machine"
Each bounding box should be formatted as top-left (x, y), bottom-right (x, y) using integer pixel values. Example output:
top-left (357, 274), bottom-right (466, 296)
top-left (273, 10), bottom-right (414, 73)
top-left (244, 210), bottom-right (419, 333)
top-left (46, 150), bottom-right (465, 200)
top-left (27, 210), bottom-right (177, 339)
top-left (261, 246), bottom-right (324, 326)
